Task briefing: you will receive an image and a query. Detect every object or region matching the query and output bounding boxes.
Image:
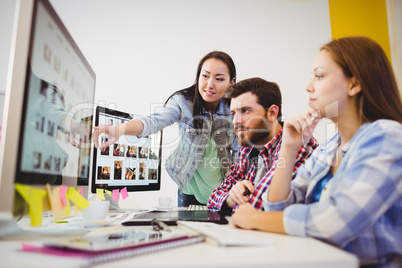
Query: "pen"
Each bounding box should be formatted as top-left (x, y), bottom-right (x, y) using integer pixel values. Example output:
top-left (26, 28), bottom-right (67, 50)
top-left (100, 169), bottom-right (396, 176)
top-left (242, 182), bottom-right (255, 196)
top-left (243, 186), bottom-right (251, 196)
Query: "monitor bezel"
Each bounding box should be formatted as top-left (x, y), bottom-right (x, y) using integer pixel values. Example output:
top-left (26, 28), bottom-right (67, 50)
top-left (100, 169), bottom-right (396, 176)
top-left (0, 0), bottom-right (96, 219)
top-left (91, 106), bottom-right (162, 193)
top-left (14, 0), bottom-right (96, 186)
top-left (0, 0), bottom-right (34, 219)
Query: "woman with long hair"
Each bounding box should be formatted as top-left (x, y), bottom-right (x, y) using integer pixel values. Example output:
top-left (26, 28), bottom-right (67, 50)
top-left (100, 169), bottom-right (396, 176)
top-left (93, 51), bottom-right (238, 206)
top-left (232, 36), bottom-right (402, 267)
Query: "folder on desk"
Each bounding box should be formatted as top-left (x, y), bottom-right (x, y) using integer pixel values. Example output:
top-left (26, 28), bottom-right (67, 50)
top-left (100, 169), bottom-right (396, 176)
top-left (32, 229), bottom-right (204, 266)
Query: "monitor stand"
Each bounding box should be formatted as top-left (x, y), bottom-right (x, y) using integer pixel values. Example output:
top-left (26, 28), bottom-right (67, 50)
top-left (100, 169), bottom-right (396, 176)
top-left (103, 193), bottom-right (142, 213)
top-left (103, 193), bottom-right (122, 211)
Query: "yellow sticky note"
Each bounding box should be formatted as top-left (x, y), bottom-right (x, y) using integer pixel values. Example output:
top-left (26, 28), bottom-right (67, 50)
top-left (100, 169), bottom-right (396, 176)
top-left (65, 199), bottom-right (71, 216)
top-left (15, 183), bottom-right (30, 200)
top-left (29, 188), bottom-right (46, 226)
top-left (74, 187), bottom-right (85, 215)
top-left (96, 188), bottom-right (106, 200)
top-left (15, 183), bottom-right (46, 227)
top-left (46, 184), bottom-right (65, 222)
top-left (105, 190), bottom-right (112, 197)
top-left (67, 187), bottom-right (90, 209)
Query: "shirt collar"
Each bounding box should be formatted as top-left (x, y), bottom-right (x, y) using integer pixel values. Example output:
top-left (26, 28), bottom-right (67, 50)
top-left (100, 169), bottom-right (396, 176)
top-left (246, 128), bottom-right (283, 161)
top-left (260, 128), bottom-right (282, 156)
top-left (340, 122), bottom-right (370, 157)
top-left (201, 99), bottom-right (229, 116)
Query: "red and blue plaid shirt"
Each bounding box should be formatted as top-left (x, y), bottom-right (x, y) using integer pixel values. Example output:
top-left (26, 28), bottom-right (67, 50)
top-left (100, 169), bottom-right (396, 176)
top-left (207, 129), bottom-right (318, 213)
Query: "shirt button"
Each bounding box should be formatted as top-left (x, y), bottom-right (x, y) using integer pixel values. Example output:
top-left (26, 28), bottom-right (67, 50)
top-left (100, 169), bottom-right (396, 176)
top-left (217, 130), bottom-right (221, 134)
top-left (219, 148), bottom-right (223, 152)
top-left (186, 129), bottom-right (189, 133)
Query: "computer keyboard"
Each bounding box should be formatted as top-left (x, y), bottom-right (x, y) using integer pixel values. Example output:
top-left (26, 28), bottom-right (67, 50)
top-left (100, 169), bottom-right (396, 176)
top-left (187, 204), bottom-right (209, 211)
top-left (177, 221), bottom-right (275, 247)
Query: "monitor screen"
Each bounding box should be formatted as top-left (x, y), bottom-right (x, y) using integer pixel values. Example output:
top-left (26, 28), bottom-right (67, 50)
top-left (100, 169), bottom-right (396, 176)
top-left (91, 106), bottom-right (162, 193)
top-left (17, 0), bottom-right (95, 186)
top-left (0, 0), bottom-right (95, 221)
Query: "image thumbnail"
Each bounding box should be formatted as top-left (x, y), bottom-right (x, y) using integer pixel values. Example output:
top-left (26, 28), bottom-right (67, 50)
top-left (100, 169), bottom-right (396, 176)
top-left (149, 148), bottom-right (158, 160)
top-left (114, 161), bottom-right (122, 180)
top-left (139, 162), bottom-right (146, 180)
top-left (100, 146), bottom-right (110, 156)
top-left (125, 167), bottom-right (136, 180)
top-left (98, 166), bottom-right (111, 180)
top-left (113, 144), bottom-right (125, 157)
top-left (126, 145), bottom-right (137, 158)
top-left (148, 169), bottom-right (157, 180)
top-left (33, 152), bottom-right (42, 169)
top-left (139, 147), bottom-right (148, 159)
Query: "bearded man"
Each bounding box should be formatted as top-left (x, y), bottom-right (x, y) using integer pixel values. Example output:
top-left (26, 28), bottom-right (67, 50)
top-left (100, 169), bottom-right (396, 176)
top-left (208, 77), bottom-right (318, 213)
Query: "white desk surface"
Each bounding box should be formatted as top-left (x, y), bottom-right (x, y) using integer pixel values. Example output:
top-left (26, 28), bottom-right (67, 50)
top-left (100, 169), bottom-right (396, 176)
top-left (0, 212), bottom-right (359, 268)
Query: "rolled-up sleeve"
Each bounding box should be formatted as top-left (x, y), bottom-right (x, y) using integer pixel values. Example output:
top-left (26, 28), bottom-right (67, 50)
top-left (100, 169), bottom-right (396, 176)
top-left (137, 94), bottom-right (182, 137)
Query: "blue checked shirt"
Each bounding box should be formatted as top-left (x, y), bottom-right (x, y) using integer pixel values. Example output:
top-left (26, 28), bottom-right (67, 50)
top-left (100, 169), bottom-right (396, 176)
top-left (263, 120), bottom-right (402, 267)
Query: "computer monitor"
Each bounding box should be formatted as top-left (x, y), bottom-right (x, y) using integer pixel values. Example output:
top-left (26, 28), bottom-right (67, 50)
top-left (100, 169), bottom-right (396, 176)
top-left (0, 0), bottom-right (95, 233)
top-left (91, 106), bottom-right (162, 209)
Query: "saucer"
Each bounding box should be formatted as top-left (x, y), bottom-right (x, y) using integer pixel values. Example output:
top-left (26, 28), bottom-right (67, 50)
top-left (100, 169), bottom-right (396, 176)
top-left (153, 206), bottom-right (175, 211)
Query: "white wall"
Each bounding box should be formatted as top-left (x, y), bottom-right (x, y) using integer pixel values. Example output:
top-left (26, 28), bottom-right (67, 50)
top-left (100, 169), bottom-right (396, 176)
top-left (0, 0), bottom-right (333, 208)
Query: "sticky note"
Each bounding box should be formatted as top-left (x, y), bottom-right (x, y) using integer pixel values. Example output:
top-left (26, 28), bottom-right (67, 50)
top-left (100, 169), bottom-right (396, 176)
top-left (59, 186), bottom-right (69, 207)
top-left (120, 187), bottom-right (129, 200)
top-left (74, 187), bottom-right (85, 215)
top-left (65, 199), bottom-right (71, 216)
top-left (112, 189), bottom-right (120, 201)
top-left (67, 187), bottom-right (90, 209)
top-left (96, 188), bottom-right (106, 200)
top-left (15, 183), bottom-right (46, 226)
top-left (105, 190), bottom-right (112, 197)
top-left (29, 189), bottom-right (47, 226)
top-left (46, 185), bottom-right (65, 221)
top-left (21, 243), bottom-right (36, 250)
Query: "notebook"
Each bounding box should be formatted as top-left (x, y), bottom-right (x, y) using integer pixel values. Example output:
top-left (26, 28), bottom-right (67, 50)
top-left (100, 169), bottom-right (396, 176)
top-left (121, 210), bottom-right (229, 226)
top-left (178, 221), bottom-right (275, 247)
top-left (40, 228), bottom-right (204, 266)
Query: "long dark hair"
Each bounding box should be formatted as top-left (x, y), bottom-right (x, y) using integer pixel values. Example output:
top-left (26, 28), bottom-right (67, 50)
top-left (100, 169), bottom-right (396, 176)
top-left (321, 36), bottom-right (402, 123)
top-left (165, 51), bottom-right (236, 129)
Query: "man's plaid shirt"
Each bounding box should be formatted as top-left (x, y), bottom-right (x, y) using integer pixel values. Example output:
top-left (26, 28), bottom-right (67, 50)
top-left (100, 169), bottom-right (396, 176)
top-left (207, 129), bottom-right (318, 213)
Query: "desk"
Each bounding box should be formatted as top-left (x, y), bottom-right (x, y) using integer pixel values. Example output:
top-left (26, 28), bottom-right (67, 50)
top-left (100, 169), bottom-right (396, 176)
top-left (0, 213), bottom-right (358, 268)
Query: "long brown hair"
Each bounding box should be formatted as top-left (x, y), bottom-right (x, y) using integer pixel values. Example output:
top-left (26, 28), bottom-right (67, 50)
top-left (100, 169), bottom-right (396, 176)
top-left (321, 36), bottom-right (402, 123)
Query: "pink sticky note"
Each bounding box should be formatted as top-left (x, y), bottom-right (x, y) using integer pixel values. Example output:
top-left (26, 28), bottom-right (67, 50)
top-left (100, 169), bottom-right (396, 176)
top-left (78, 188), bottom-right (84, 196)
top-left (112, 189), bottom-right (120, 201)
top-left (59, 186), bottom-right (69, 207)
top-left (21, 243), bottom-right (37, 250)
top-left (120, 187), bottom-right (129, 200)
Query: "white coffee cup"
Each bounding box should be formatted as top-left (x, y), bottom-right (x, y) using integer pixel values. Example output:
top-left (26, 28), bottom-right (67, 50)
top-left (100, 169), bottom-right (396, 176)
top-left (158, 197), bottom-right (173, 208)
top-left (82, 200), bottom-right (110, 222)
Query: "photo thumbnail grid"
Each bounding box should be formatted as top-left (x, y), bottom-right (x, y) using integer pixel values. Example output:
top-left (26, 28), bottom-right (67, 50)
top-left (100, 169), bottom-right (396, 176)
top-left (95, 114), bottom-right (159, 186)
